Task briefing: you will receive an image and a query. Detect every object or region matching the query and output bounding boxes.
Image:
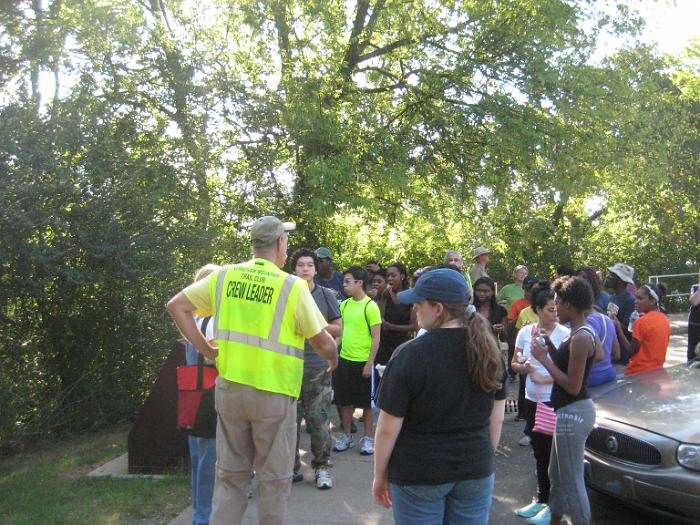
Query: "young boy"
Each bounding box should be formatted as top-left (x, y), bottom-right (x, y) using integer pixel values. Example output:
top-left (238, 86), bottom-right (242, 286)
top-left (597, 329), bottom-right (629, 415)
top-left (333, 266), bottom-right (381, 455)
top-left (290, 248), bottom-right (342, 489)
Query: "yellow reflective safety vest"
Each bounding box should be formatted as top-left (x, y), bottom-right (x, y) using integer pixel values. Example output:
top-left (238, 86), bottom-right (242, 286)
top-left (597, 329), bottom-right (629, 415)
top-left (209, 258), bottom-right (306, 397)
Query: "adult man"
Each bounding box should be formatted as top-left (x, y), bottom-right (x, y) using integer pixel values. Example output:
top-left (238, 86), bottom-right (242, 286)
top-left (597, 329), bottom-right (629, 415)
top-left (444, 249), bottom-right (464, 270)
top-left (315, 247), bottom-right (347, 300)
top-left (470, 246), bottom-right (491, 284)
top-left (444, 249), bottom-right (472, 288)
top-left (167, 216), bottom-right (338, 525)
top-left (290, 248), bottom-right (342, 490)
top-left (604, 263), bottom-right (636, 365)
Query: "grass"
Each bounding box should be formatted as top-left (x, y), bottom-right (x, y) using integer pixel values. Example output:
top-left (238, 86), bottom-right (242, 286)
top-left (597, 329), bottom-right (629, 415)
top-left (0, 424), bottom-right (190, 525)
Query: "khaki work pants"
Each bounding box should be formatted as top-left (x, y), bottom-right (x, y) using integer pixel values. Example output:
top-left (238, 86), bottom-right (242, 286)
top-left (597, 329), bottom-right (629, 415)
top-left (210, 378), bottom-right (297, 525)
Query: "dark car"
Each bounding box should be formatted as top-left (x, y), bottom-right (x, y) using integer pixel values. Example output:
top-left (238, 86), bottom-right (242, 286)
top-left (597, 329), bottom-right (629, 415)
top-left (584, 362), bottom-right (700, 523)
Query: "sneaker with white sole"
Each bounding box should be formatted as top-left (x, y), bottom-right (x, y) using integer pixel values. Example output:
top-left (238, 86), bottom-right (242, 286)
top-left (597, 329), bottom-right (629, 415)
top-left (315, 468), bottom-right (333, 490)
top-left (333, 433), bottom-right (354, 452)
top-left (516, 500), bottom-right (547, 518)
top-left (359, 436), bottom-right (374, 455)
top-left (526, 505), bottom-right (551, 525)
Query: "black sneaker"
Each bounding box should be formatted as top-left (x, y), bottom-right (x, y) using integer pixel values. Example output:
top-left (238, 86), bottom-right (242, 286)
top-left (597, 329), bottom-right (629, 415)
top-left (292, 471), bottom-right (303, 483)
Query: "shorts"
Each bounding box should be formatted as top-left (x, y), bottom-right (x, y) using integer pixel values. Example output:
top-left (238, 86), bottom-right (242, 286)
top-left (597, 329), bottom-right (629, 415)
top-left (333, 356), bottom-right (372, 408)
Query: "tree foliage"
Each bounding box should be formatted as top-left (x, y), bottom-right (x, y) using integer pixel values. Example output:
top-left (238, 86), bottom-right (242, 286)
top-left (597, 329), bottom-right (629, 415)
top-left (0, 0), bottom-right (697, 451)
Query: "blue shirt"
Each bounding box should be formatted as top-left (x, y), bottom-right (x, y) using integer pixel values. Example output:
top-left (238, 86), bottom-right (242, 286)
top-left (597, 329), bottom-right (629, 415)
top-left (315, 271), bottom-right (347, 300)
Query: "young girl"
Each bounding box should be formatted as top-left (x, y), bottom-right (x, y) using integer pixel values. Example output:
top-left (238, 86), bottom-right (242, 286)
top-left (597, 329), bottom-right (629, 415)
top-left (530, 276), bottom-right (601, 525)
top-left (613, 284), bottom-right (671, 376)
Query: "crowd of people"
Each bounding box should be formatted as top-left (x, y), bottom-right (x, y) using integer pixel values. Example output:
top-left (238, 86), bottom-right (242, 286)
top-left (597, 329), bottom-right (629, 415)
top-left (167, 217), bottom-right (694, 525)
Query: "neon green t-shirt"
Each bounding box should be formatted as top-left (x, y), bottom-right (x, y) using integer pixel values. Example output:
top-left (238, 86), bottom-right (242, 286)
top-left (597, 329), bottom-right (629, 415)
top-left (339, 296), bottom-right (381, 362)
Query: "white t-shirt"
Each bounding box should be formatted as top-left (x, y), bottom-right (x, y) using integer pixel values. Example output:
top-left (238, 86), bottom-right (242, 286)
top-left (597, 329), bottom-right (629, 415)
top-left (193, 315), bottom-right (215, 364)
top-left (515, 323), bottom-right (570, 402)
top-left (195, 315), bottom-right (215, 339)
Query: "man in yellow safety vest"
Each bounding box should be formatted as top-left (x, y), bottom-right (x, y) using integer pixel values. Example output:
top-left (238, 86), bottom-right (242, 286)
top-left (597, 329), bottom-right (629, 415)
top-left (167, 216), bottom-right (338, 525)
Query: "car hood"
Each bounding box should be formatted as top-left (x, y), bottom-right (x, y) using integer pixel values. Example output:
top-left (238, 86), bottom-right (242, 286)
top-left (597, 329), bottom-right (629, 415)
top-left (589, 364), bottom-right (700, 444)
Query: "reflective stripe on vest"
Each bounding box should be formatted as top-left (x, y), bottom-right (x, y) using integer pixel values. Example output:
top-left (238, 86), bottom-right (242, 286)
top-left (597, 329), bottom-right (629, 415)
top-left (213, 274), bottom-right (299, 358)
top-left (211, 263), bottom-right (305, 397)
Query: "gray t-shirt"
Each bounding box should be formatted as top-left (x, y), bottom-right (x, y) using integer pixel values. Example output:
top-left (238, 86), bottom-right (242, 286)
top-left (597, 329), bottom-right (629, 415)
top-left (304, 284), bottom-right (341, 369)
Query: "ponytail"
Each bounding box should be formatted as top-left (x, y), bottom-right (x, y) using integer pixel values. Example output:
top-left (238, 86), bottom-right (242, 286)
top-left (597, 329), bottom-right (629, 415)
top-left (441, 302), bottom-right (503, 392)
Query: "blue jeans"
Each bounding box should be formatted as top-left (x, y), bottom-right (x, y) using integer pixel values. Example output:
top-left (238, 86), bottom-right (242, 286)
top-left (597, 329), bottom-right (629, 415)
top-left (189, 436), bottom-right (216, 525)
top-left (186, 342), bottom-right (216, 525)
top-left (390, 473), bottom-right (495, 525)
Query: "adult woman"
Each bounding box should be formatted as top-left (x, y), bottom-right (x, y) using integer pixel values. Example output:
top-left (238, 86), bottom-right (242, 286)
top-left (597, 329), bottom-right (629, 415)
top-left (511, 289), bottom-right (570, 525)
top-left (497, 264), bottom-right (528, 312)
top-left (377, 262), bottom-right (417, 366)
top-left (473, 277), bottom-right (508, 341)
top-left (688, 271), bottom-right (700, 362)
top-left (373, 269), bottom-right (505, 525)
top-left (613, 284), bottom-right (671, 376)
top-left (531, 276), bottom-right (601, 525)
top-left (186, 263), bottom-right (220, 525)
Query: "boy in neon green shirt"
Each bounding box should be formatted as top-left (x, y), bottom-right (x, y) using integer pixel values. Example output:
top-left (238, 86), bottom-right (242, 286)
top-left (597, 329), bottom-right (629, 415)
top-left (333, 266), bottom-right (381, 455)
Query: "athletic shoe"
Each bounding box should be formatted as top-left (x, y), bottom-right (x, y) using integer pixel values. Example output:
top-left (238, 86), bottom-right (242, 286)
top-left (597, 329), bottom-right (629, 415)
top-left (518, 435), bottom-right (532, 446)
top-left (292, 471), bottom-right (303, 483)
top-left (516, 500), bottom-right (547, 518)
top-left (526, 505), bottom-right (551, 525)
top-left (333, 433), bottom-right (354, 452)
top-left (359, 436), bottom-right (374, 455)
top-left (315, 468), bottom-right (333, 490)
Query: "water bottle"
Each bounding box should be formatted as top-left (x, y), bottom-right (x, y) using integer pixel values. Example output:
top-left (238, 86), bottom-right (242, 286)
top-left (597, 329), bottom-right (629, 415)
top-left (537, 333), bottom-right (547, 348)
top-left (628, 310), bottom-right (640, 332)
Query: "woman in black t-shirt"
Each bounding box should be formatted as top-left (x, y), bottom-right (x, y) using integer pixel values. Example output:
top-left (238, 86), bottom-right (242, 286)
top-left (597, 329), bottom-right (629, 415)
top-left (372, 268), bottom-right (505, 525)
top-left (531, 276), bottom-right (601, 525)
top-left (377, 262), bottom-right (417, 365)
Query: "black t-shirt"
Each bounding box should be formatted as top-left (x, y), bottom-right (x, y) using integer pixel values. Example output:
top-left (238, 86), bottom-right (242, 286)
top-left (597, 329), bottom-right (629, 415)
top-left (377, 299), bottom-right (413, 364)
top-left (377, 328), bottom-right (506, 485)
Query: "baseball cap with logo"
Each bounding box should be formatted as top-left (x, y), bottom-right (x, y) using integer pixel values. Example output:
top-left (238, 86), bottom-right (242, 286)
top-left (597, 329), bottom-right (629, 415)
top-left (608, 263), bottom-right (635, 284)
top-left (250, 216), bottom-right (296, 247)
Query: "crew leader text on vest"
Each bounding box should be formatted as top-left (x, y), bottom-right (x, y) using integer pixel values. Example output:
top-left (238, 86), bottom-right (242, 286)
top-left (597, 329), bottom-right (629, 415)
top-left (226, 278), bottom-right (275, 305)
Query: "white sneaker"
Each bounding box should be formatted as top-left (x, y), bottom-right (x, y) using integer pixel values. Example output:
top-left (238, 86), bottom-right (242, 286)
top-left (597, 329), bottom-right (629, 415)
top-left (333, 433), bottom-right (354, 452)
top-left (518, 435), bottom-right (532, 446)
top-left (359, 436), bottom-right (374, 455)
top-left (315, 468), bottom-right (333, 490)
